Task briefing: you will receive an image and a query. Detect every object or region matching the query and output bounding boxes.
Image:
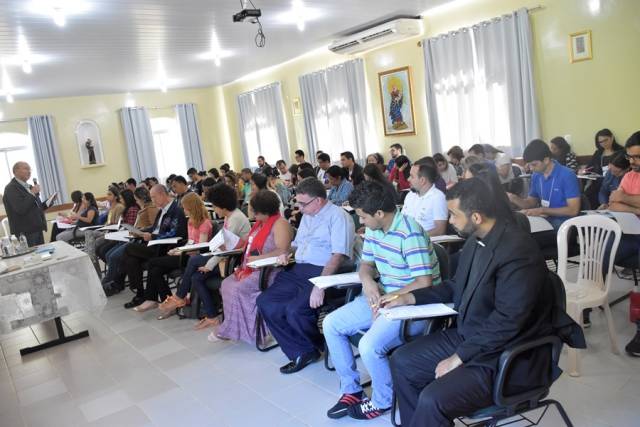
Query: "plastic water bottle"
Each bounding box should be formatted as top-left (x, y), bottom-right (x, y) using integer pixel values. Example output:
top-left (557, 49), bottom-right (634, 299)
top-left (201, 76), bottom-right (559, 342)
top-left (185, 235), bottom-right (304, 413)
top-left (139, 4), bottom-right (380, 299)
top-left (18, 234), bottom-right (28, 252)
top-left (9, 235), bottom-right (18, 255)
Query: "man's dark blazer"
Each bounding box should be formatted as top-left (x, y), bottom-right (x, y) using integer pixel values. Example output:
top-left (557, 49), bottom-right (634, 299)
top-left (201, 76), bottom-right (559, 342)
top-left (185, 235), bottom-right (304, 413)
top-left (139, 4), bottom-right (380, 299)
top-left (344, 163), bottom-right (364, 186)
top-left (144, 199), bottom-right (188, 241)
top-left (412, 221), bottom-right (555, 390)
top-left (2, 178), bottom-right (48, 235)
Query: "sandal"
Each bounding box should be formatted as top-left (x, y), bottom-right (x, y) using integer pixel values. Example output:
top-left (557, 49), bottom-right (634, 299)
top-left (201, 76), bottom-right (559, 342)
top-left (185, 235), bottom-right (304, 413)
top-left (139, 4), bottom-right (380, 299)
top-left (194, 316), bottom-right (222, 330)
top-left (158, 295), bottom-right (186, 318)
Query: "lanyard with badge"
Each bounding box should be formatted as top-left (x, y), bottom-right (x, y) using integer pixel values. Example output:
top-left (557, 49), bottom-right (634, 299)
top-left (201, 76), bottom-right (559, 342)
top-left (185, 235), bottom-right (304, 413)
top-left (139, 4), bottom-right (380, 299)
top-left (540, 177), bottom-right (555, 208)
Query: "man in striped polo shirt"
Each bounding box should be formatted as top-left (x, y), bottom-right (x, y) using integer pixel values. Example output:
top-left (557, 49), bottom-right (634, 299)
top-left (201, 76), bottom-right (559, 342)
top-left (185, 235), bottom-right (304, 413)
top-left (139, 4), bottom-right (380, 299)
top-left (323, 181), bottom-right (441, 421)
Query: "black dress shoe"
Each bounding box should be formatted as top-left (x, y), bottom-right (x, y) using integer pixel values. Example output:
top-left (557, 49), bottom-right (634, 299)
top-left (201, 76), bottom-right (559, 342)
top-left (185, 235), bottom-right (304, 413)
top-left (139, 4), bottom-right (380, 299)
top-left (279, 350), bottom-right (321, 374)
top-left (124, 296), bottom-right (144, 309)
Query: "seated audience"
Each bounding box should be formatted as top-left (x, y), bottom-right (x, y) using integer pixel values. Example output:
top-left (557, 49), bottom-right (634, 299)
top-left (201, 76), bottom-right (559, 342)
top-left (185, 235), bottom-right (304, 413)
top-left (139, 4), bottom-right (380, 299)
top-left (120, 185), bottom-right (188, 309)
top-left (158, 183), bottom-right (251, 322)
top-left (584, 128), bottom-right (625, 208)
top-left (211, 190), bottom-right (292, 342)
top-left (200, 177), bottom-right (217, 201)
top-left (363, 163), bottom-right (388, 186)
top-left (387, 143), bottom-right (403, 173)
top-left (388, 155), bottom-right (411, 192)
top-left (341, 151), bottom-right (364, 186)
top-left (599, 151), bottom-right (630, 209)
top-left (446, 145), bottom-right (465, 176)
top-left (171, 175), bottom-right (192, 204)
top-left (433, 153), bottom-right (458, 188)
top-left (223, 171), bottom-right (243, 201)
top-left (294, 149), bottom-right (306, 165)
top-left (255, 156), bottom-right (270, 174)
top-left (265, 166), bottom-right (292, 206)
top-left (367, 152), bottom-right (387, 176)
top-left (482, 144), bottom-right (502, 162)
top-left (207, 168), bottom-right (220, 181)
top-left (323, 181), bottom-right (440, 420)
top-left (125, 178), bottom-right (137, 192)
top-left (465, 163), bottom-right (521, 227)
top-left (550, 136), bottom-right (579, 173)
top-left (467, 143), bottom-right (486, 159)
top-left (257, 178), bottom-right (355, 374)
top-left (50, 190), bottom-right (83, 241)
top-left (288, 164), bottom-right (300, 187)
top-left (316, 153), bottom-right (331, 186)
top-left (134, 192), bottom-right (213, 312)
top-left (249, 173), bottom-right (284, 216)
top-left (84, 186), bottom-right (126, 272)
top-left (462, 155), bottom-right (484, 176)
top-left (56, 192), bottom-right (99, 242)
top-left (239, 168), bottom-right (253, 204)
top-left (276, 160), bottom-right (292, 186)
top-left (187, 167), bottom-right (204, 195)
top-left (507, 139), bottom-right (580, 230)
top-left (403, 163), bottom-right (448, 236)
top-left (495, 154), bottom-right (525, 197)
top-left (414, 157), bottom-right (447, 193)
top-left (387, 178), bottom-right (554, 427)
top-left (219, 163), bottom-right (231, 177)
top-left (297, 166), bottom-right (315, 182)
top-left (327, 166), bottom-right (354, 206)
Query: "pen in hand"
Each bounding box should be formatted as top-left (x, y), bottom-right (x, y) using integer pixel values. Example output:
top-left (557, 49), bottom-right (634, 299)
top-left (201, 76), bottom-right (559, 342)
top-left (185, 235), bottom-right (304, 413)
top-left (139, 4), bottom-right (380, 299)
top-left (371, 294), bottom-right (399, 309)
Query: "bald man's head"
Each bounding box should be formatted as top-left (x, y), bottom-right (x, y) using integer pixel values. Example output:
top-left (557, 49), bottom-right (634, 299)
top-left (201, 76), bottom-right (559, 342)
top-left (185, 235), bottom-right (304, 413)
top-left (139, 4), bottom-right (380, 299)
top-left (150, 184), bottom-right (172, 208)
top-left (12, 162), bottom-right (31, 182)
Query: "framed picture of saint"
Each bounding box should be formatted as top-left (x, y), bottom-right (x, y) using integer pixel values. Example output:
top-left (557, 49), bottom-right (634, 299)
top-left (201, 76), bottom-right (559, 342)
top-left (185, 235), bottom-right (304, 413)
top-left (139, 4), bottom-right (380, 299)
top-left (378, 66), bottom-right (416, 136)
top-left (75, 120), bottom-right (105, 167)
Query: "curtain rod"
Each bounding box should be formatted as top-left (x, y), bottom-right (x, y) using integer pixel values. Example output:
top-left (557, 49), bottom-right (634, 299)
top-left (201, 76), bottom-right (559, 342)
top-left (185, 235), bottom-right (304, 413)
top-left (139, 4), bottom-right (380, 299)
top-left (0, 117), bottom-right (28, 124)
top-left (528, 5), bottom-right (544, 12)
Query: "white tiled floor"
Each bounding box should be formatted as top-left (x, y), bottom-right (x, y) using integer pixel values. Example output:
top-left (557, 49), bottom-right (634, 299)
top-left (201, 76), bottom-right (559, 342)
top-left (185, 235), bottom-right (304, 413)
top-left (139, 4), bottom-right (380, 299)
top-left (1, 271), bottom-right (639, 427)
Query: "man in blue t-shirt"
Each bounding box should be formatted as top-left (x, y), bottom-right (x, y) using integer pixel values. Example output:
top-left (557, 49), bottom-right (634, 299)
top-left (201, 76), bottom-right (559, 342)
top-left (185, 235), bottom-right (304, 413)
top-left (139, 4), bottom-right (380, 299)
top-left (508, 139), bottom-right (581, 230)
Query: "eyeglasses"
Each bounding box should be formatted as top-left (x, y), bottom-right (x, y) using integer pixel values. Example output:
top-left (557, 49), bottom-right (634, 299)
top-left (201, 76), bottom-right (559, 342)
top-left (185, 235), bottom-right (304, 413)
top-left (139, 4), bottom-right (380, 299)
top-left (295, 197), bottom-right (317, 208)
top-left (625, 154), bottom-right (640, 161)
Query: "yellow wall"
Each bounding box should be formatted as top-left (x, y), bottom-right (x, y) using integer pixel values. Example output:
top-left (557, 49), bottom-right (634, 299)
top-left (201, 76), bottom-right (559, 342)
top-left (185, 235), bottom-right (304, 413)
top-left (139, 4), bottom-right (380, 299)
top-left (221, 0), bottom-right (640, 162)
top-left (0, 86), bottom-right (231, 196)
top-left (1, 0), bottom-right (638, 193)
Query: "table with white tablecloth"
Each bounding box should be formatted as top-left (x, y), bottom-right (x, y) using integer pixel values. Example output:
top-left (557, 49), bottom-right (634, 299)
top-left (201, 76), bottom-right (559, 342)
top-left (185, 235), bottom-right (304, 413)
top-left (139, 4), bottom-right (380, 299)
top-left (0, 241), bottom-right (106, 354)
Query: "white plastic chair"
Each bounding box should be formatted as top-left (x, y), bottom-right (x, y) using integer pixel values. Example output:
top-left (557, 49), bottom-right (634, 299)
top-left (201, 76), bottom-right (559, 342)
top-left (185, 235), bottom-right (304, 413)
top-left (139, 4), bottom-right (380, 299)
top-left (1, 217), bottom-right (8, 237)
top-left (557, 215), bottom-right (622, 377)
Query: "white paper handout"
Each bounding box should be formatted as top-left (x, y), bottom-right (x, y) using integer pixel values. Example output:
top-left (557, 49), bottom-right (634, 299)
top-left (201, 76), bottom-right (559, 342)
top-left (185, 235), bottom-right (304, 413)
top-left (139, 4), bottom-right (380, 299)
top-left (378, 303), bottom-right (457, 321)
top-left (79, 225), bottom-right (104, 231)
top-left (247, 256), bottom-right (280, 268)
top-left (98, 224), bottom-right (121, 232)
top-left (309, 272), bottom-right (361, 289)
top-left (431, 235), bottom-right (465, 244)
top-left (45, 192), bottom-right (58, 206)
top-left (122, 223), bottom-right (143, 234)
top-left (104, 230), bottom-right (131, 242)
top-left (55, 220), bottom-right (75, 230)
top-left (527, 216), bottom-right (554, 233)
top-left (147, 237), bottom-right (181, 247)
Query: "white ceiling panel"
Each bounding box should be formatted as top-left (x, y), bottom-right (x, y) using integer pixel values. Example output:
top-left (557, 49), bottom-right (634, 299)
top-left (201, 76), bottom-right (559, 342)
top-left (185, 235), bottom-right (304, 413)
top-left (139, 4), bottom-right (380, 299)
top-left (0, 0), bottom-right (452, 99)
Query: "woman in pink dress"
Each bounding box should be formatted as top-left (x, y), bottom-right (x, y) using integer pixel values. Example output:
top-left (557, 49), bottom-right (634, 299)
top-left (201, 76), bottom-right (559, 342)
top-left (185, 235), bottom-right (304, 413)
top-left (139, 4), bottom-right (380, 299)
top-left (212, 190), bottom-right (292, 343)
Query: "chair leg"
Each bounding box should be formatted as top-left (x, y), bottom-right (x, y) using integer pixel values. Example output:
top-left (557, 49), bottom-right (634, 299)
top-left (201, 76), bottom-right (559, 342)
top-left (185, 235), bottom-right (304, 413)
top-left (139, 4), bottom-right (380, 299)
top-left (541, 399), bottom-right (574, 427)
top-left (566, 302), bottom-right (582, 377)
top-left (324, 342), bottom-right (335, 371)
top-left (255, 313), bottom-right (279, 352)
top-left (602, 303), bottom-right (621, 355)
top-left (390, 392), bottom-right (401, 427)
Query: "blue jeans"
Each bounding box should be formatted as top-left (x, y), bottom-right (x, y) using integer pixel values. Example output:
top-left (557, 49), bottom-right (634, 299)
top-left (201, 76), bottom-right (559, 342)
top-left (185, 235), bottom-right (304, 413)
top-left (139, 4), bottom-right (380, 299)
top-left (104, 242), bottom-right (126, 282)
top-left (176, 254), bottom-right (209, 299)
top-left (191, 266), bottom-right (220, 317)
top-left (323, 294), bottom-right (424, 409)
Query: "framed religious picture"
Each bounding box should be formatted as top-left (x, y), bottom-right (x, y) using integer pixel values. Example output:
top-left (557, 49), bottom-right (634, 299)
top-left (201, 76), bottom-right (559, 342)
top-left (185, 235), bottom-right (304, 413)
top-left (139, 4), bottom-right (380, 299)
top-left (291, 97), bottom-right (302, 116)
top-left (75, 120), bottom-right (105, 167)
top-left (378, 66), bottom-right (416, 136)
top-left (569, 30), bottom-right (592, 63)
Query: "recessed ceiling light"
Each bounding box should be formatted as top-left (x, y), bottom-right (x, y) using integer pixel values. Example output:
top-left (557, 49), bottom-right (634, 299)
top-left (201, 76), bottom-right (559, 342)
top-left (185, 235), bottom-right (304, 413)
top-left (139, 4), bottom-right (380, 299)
top-left (27, 0), bottom-right (91, 27)
top-left (275, 0), bottom-right (322, 31)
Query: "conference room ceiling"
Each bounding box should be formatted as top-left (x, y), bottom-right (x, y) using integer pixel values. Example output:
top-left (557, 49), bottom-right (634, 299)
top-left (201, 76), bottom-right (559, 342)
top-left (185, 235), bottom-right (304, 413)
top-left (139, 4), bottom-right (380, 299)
top-left (0, 0), bottom-right (453, 101)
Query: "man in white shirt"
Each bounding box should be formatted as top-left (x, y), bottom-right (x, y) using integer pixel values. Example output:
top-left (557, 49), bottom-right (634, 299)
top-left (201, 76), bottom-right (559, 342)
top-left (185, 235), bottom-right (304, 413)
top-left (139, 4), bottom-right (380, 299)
top-left (316, 153), bottom-right (331, 186)
top-left (402, 163), bottom-right (448, 236)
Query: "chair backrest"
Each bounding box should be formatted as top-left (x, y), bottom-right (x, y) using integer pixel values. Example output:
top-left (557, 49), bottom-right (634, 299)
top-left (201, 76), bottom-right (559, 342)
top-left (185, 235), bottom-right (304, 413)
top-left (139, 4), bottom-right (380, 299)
top-left (557, 215), bottom-right (621, 295)
top-left (433, 242), bottom-right (450, 281)
top-left (513, 211), bottom-right (531, 233)
top-left (1, 217), bottom-right (8, 237)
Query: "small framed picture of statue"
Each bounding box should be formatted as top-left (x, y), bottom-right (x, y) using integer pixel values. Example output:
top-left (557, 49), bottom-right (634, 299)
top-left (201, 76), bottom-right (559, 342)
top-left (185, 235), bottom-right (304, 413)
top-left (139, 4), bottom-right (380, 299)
top-left (378, 66), bottom-right (416, 136)
top-left (75, 120), bottom-right (105, 167)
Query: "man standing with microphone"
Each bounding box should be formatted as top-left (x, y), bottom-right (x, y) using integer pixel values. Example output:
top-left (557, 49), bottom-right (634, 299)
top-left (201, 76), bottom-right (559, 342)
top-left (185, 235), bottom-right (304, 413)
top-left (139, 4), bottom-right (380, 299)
top-left (3, 162), bottom-right (53, 246)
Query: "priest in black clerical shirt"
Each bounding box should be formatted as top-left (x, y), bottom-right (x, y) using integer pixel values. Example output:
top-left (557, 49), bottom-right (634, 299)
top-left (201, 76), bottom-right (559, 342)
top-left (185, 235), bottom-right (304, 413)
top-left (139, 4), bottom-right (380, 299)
top-left (380, 178), bottom-right (555, 427)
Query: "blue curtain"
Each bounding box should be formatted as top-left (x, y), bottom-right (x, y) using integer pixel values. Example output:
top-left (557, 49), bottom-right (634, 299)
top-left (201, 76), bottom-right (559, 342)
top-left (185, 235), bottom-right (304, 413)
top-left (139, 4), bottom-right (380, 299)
top-left (175, 103), bottom-right (205, 171)
top-left (119, 107), bottom-right (159, 182)
top-left (27, 115), bottom-right (69, 203)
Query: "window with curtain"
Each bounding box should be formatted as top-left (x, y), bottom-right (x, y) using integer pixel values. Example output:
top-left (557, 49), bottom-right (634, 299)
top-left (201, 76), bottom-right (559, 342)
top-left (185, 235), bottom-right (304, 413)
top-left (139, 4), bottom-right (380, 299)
top-left (299, 58), bottom-right (373, 163)
top-left (0, 132), bottom-right (38, 191)
top-left (237, 82), bottom-right (289, 168)
top-left (150, 117), bottom-right (187, 181)
top-left (423, 8), bottom-right (540, 157)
